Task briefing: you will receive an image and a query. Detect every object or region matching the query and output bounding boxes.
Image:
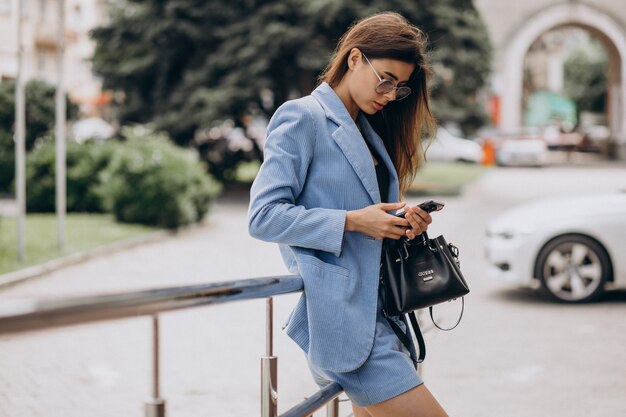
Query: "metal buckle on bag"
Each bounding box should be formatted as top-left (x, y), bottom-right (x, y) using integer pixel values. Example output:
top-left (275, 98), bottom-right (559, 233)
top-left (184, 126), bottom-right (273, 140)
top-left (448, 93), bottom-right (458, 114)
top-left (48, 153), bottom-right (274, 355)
top-left (448, 243), bottom-right (461, 267)
top-left (395, 244), bottom-right (410, 263)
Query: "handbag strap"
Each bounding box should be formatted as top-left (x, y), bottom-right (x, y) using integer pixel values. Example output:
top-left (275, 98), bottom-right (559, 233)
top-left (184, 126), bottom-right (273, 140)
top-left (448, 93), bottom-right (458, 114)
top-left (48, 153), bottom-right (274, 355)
top-left (408, 311), bottom-right (426, 364)
top-left (384, 297), bottom-right (466, 365)
top-left (384, 312), bottom-right (425, 365)
top-left (430, 297), bottom-right (465, 331)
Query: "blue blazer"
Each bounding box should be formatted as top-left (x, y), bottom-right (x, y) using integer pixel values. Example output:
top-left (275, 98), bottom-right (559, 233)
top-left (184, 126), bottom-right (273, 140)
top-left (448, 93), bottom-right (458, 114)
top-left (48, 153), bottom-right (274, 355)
top-left (248, 82), bottom-right (400, 373)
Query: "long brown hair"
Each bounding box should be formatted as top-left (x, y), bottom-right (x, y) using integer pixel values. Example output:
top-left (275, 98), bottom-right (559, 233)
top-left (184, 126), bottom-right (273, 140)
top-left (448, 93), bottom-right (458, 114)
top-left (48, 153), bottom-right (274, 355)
top-left (320, 12), bottom-right (436, 195)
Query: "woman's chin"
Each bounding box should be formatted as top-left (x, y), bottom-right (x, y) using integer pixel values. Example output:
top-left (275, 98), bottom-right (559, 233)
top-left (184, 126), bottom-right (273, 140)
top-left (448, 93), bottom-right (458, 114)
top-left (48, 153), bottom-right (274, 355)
top-left (361, 104), bottom-right (380, 115)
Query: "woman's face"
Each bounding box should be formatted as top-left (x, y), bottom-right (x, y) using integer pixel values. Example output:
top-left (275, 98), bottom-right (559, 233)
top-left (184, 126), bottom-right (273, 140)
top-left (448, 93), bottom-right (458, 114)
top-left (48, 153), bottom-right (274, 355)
top-left (346, 49), bottom-right (415, 115)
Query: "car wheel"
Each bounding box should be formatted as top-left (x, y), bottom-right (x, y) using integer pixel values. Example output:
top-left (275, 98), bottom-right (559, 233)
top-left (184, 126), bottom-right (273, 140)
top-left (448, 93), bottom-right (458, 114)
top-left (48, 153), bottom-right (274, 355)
top-left (536, 234), bottom-right (611, 302)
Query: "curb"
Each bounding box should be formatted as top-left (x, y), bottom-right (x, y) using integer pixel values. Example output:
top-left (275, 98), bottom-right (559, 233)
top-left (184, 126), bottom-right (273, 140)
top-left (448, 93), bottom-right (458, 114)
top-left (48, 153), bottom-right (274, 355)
top-left (0, 199), bottom-right (226, 291)
top-left (0, 229), bottom-right (176, 290)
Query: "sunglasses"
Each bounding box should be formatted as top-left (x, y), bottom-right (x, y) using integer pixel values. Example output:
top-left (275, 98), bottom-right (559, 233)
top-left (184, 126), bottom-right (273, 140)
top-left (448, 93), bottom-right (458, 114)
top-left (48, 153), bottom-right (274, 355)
top-left (363, 53), bottom-right (412, 101)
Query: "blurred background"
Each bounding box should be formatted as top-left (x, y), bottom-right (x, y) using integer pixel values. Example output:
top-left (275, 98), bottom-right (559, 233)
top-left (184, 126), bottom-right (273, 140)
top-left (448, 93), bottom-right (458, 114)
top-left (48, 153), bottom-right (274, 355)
top-left (0, 1), bottom-right (625, 416)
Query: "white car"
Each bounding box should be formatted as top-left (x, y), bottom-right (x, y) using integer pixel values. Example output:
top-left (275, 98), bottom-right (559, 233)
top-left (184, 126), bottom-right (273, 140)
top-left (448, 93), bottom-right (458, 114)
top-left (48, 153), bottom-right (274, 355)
top-left (495, 138), bottom-right (549, 167)
top-left (424, 127), bottom-right (483, 163)
top-left (485, 193), bottom-right (626, 302)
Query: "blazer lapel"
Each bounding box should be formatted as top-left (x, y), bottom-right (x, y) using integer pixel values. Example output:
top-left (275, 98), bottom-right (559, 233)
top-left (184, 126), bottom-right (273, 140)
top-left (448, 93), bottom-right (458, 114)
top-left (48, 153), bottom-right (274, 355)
top-left (357, 113), bottom-right (400, 203)
top-left (311, 83), bottom-right (380, 203)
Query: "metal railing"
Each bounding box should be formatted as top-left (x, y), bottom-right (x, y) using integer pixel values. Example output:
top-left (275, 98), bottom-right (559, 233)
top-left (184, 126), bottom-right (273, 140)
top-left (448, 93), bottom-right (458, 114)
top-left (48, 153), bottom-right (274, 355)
top-left (0, 276), bottom-right (345, 417)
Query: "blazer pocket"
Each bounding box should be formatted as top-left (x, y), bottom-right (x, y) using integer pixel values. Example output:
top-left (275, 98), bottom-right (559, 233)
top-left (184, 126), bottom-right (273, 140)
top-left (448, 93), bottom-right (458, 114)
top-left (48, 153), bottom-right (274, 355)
top-left (299, 254), bottom-right (350, 276)
top-left (298, 255), bottom-right (354, 304)
top-left (297, 255), bottom-right (359, 370)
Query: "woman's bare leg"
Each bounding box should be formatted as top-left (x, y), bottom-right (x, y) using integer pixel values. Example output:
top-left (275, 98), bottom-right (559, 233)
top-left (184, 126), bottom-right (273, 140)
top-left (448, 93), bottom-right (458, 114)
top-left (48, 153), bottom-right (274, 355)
top-left (365, 384), bottom-right (448, 417)
top-left (352, 403), bottom-right (374, 417)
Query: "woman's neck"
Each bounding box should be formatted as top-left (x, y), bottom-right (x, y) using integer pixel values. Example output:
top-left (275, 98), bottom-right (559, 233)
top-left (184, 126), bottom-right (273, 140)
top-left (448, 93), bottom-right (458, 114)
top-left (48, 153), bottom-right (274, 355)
top-left (332, 81), bottom-right (359, 121)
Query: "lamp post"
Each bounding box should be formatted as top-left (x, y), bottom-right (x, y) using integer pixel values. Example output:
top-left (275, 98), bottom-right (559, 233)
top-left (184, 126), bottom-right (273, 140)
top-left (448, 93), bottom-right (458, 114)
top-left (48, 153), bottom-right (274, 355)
top-left (55, 0), bottom-right (66, 249)
top-left (15, 0), bottom-right (26, 262)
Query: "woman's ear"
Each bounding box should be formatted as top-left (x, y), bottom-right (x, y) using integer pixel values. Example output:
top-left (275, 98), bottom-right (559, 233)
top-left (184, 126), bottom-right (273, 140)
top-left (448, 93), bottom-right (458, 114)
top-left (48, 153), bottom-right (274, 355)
top-left (347, 48), bottom-right (362, 70)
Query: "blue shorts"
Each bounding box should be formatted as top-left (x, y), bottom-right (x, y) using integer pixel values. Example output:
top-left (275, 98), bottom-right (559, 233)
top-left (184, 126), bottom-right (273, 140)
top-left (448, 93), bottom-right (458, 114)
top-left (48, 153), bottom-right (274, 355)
top-left (307, 290), bottom-right (423, 406)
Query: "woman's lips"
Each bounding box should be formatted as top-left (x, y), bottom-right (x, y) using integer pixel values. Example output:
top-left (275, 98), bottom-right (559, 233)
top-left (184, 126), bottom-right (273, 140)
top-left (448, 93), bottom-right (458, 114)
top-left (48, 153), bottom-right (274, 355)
top-left (374, 102), bottom-right (384, 111)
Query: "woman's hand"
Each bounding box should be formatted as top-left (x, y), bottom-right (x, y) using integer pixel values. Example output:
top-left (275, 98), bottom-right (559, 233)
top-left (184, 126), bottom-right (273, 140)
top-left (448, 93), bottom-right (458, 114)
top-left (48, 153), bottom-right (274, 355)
top-left (403, 204), bottom-right (432, 240)
top-left (345, 202), bottom-right (407, 240)
top-left (345, 202), bottom-right (433, 240)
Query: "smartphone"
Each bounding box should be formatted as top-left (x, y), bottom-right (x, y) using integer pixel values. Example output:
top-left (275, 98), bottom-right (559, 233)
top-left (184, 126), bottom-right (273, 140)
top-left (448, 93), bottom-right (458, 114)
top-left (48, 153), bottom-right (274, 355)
top-left (416, 200), bottom-right (445, 213)
top-left (394, 200), bottom-right (445, 218)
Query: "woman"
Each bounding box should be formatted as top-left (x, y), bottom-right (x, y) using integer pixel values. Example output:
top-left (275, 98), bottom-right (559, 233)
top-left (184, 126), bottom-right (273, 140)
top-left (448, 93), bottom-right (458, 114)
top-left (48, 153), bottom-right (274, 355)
top-left (248, 12), bottom-right (448, 417)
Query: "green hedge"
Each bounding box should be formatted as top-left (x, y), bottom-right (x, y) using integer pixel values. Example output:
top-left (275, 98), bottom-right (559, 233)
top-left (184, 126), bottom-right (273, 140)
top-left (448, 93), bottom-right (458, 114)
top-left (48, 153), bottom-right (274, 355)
top-left (27, 140), bottom-right (114, 212)
top-left (0, 80), bottom-right (78, 193)
top-left (99, 137), bottom-right (221, 228)
top-left (0, 131), bottom-right (13, 193)
top-left (25, 131), bottom-right (221, 229)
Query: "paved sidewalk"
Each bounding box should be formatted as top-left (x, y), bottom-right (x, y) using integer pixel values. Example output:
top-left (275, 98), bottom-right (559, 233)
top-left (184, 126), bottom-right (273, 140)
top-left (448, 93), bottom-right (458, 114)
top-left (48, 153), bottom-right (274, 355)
top-left (0, 200), bottom-right (325, 417)
top-left (1, 165), bottom-right (626, 417)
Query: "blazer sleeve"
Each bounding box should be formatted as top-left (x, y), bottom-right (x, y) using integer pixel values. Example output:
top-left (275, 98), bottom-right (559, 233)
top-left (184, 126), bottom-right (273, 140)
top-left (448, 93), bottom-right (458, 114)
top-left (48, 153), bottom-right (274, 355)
top-left (248, 100), bottom-right (346, 257)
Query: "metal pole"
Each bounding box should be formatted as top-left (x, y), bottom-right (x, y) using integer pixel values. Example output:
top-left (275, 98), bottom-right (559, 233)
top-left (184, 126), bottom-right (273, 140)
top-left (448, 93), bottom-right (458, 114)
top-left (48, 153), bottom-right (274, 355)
top-left (261, 297), bottom-right (277, 417)
top-left (55, 0), bottom-right (66, 249)
top-left (151, 316), bottom-right (160, 400)
top-left (326, 398), bottom-right (339, 417)
top-left (15, 0), bottom-right (26, 263)
top-left (145, 316), bottom-right (165, 417)
top-left (266, 297), bottom-right (273, 357)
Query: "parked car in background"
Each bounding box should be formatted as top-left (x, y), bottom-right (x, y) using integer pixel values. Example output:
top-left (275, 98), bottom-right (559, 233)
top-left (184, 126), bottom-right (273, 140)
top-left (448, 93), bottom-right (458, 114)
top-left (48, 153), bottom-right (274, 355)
top-left (485, 192), bottom-right (626, 302)
top-left (424, 127), bottom-right (483, 163)
top-left (577, 124), bottom-right (611, 153)
top-left (495, 138), bottom-right (549, 167)
top-left (479, 128), bottom-right (549, 167)
top-left (542, 125), bottom-right (583, 150)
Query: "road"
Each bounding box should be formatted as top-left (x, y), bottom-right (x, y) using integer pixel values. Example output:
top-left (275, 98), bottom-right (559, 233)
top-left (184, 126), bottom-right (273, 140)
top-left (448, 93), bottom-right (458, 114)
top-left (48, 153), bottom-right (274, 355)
top-left (1, 163), bottom-right (625, 417)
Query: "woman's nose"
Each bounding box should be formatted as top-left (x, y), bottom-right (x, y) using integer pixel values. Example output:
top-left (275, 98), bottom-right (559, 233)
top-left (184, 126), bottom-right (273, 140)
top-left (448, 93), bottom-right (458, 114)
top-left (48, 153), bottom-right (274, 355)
top-left (383, 89), bottom-right (398, 101)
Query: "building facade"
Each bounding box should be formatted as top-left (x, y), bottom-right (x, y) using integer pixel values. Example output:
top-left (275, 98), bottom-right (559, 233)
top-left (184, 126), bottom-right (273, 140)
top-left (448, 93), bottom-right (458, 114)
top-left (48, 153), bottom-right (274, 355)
top-left (2, 0), bottom-right (625, 155)
top-left (0, 0), bottom-right (108, 115)
top-left (475, 0), bottom-right (626, 155)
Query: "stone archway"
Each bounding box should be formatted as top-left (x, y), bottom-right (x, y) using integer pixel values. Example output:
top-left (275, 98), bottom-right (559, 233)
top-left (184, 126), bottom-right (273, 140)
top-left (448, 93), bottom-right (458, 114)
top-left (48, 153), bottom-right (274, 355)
top-left (495, 2), bottom-right (626, 145)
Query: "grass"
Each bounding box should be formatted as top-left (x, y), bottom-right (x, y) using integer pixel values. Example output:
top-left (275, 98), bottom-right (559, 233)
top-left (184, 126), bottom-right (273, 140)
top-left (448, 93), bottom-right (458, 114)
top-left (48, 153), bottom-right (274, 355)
top-left (0, 213), bottom-right (158, 275)
top-left (407, 161), bottom-right (489, 196)
top-left (235, 160), bottom-right (262, 183)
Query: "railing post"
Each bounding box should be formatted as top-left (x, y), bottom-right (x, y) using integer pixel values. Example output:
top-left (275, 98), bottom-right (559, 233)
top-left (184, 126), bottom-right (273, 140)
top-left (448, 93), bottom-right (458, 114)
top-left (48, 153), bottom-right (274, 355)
top-left (145, 315), bottom-right (166, 417)
top-left (326, 398), bottom-right (339, 417)
top-left (261, 297), bottom-right (278, 417)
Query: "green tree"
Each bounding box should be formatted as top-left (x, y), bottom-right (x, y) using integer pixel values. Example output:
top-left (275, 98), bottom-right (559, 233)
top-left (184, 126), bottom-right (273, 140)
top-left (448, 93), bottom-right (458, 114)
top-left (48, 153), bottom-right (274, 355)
top-left (0, 80), bottom-right (76, 193)
top-left (564, 41), bottom-right (607, 124)
top-left (91, 0), bottom-right (492, 144)
top-left (423, 0), bottom-right (492, 134)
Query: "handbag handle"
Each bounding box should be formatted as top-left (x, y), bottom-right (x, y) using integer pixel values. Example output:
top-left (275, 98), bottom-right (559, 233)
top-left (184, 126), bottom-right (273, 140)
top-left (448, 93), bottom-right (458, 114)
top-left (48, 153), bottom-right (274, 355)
top-left (403, 232), bottom-right (437, 252)
top-left (429, 297), bottom-right (465, 331)
top-left (394, 232), bottom-right (436, 263)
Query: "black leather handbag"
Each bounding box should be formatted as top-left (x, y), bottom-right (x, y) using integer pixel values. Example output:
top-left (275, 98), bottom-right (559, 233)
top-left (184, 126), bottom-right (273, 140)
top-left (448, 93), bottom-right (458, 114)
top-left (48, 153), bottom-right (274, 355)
top-left (380, 232), bottom-right (469, 363)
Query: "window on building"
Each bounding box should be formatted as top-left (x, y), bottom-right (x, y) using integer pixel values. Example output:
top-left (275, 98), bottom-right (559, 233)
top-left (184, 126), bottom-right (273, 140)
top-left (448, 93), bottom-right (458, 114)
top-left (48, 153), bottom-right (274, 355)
top-left (37, 0), bottom-right (45, 20)
top-left (37, 49), bottom-right (46, 76)
top-left (0, 0), bottom-right (11, 14)
top-left (20, 0), bottom-right (29, 18)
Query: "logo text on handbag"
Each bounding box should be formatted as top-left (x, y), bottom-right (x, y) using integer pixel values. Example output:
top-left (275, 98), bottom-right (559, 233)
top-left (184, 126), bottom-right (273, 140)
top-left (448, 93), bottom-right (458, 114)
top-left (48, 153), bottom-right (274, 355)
top-left (418, 269), bottom-right (434, 281)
